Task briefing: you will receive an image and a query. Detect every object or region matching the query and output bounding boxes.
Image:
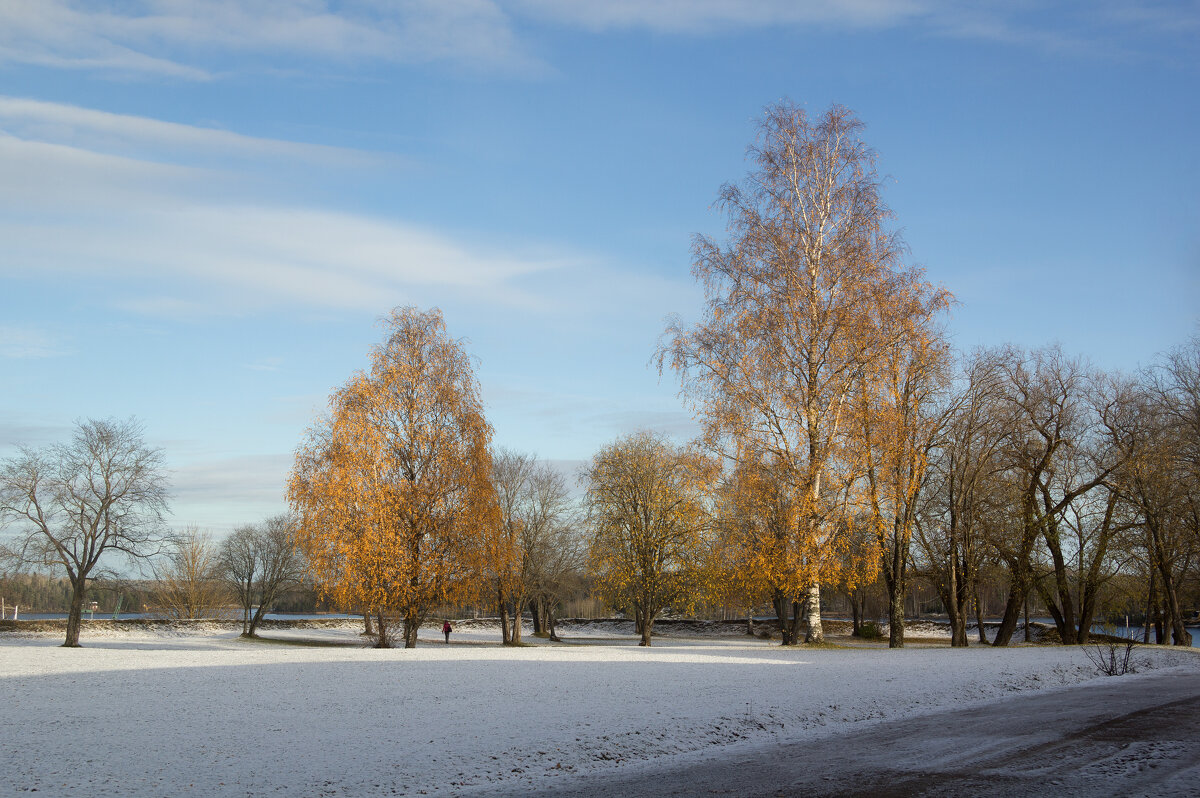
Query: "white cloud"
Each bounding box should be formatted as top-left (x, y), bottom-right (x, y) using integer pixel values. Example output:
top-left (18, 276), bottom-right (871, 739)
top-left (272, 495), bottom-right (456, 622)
top-left (0, 96), bottom-right (381, 166)
top-left (0, 198), bottom-right (571, 315)
top-left (1, 0), bottom-right (1180, 84)
top-left (0, 0), bottom-right (540, 78)
top-left (0, 101), bottom-right (633, 317)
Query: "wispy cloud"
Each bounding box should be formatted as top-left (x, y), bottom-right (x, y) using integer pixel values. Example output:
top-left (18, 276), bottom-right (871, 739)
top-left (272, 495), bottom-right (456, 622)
top-left (511, 0), bottom-right (931, 34)
top-left (169, 453), bottom-right (293, 532)
top-left (3, 1), bottom-right (1188, 84)
top-left (0, 418), bottom-right (71, 448)
top-left (0, 324), bottom-right (67, 359)
top-left (0, 103), bottom-right (584, 315)
top-left (0, 96), bottom-right (384, 166)
top-left (0, 96), bottom-right (702, 321)
top-left (511, 0), bottom-right (1200, 61)
top-left (0, 0), bottom-right (541, 78)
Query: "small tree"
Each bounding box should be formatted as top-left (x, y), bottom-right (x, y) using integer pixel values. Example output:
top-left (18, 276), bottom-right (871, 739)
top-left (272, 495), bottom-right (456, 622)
top-left (584, 432), bottom-right (715, 646)
top-left (490, 450), bottom-right (577, 645)
top-left (0, 418), bottom-right (170, 646)
top-left (153, 527), bottom-right (230, 621)
top-left (1083, 624), bottom-right (1138, 676)
top-left (221, 525), bottom-right (259, 634)
top-left (219, 515), bottom-right (306, 637)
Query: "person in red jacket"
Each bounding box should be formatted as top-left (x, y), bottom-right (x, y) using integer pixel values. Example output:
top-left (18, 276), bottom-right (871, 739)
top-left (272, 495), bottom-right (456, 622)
top-left (442, 620), bottom-right (452, 644)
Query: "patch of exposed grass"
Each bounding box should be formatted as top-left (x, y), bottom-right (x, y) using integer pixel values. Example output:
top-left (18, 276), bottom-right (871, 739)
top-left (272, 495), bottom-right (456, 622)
top-left (240, 634), bottom-right (362, 648)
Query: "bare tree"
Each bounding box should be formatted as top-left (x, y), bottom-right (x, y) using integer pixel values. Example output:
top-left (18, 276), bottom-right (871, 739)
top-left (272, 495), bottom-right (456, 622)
top-left (221, 524), bottom-right (259, 634)
top-left (0, 418), bottom-right (170, 646)
top-left (491, 449), bottom-right (534, 645)
top-left (491, 452), bottom-right (578, 644)
top-left (1105, 356), bottom-right (1197, 646)
top-left (988, 346), bottom-right (1116, 647)
top-left (153, 527), bottom-right (230, 621)
top-left (915, 352), bottom-right (1008, 646)
top-left (219, 515), bottom-right (306, 637)
top-left (526, 497), bottom-right (585, 642)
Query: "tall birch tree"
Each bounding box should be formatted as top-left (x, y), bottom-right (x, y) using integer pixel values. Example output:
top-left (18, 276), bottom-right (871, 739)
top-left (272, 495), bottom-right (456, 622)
top-left (661, 101), bottom-right (950, 643)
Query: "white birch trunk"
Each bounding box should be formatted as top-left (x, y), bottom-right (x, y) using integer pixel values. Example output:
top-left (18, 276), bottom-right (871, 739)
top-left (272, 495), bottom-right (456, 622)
top-left (804, 582), bottom-right (824, 643)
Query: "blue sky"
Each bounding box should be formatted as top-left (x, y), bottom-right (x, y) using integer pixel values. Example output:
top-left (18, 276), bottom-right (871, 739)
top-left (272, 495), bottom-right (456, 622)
top-left (1, 1), bottom-right (1197, 532)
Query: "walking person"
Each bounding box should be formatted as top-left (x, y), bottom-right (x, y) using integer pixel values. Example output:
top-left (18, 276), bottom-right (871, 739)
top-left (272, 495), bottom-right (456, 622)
top-left (442, 620), bottom-right (452, 644)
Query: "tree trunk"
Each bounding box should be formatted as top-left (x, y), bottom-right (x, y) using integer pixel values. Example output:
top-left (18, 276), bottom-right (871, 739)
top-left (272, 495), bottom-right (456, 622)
top-left (499, 590), bottom-right (512, 645)
top-left (803, 583), bottom-right (824, 644)
top-left (943, 555), bottom-right (967, 647)
top-left (363, 612), bottom-right (374, 636)
top-left (1076, 587), bottom-right (1097, 645)
top-left (1036, 579), bottom-right (1068, 644)
top-left (1075, 492), bottom-right (1118, 646)
top-left (937, 580), bottom-right (967, 648)
top-left (887, 586), bottom-right (905, 649)
top-left (63, 577), bottom-right (85, 647)
top-left (375, 610), bottom-right (391, 648)
top-left (850, 591), bottom-right (862, 637)
top-left (884, 536), bottom-right (906, 648)
top-left (773, 590), bottom-right (801, 645)
top-left (1150, 530), bottom-right (1193, 646)
top-left (1022, 590), bottom-right (1032, 643)
top-left (247, 603), bottom-right (268, 638)
top-left (403, 609), bottom-right (420, 648)
top-left (1042, 527), bottom-right (1078, 644)
top-left (974, 591), bottom-right (989, 644)
top-left (639, 604), bottom-right (653, 647)
top-left (992, 580), bottom-right (1026, 647)
top-left (994, 489), bottom-right (1042, 647)
top-left (510, 600), bottom-right (523, 645)
top-left (1142, 567), bottom-right (1153, 644)
top-left (531, 598), bottom-right (545, 636)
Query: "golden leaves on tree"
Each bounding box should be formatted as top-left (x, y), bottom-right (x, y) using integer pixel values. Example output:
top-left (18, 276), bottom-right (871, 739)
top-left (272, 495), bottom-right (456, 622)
top-left (287, 307), bottom-right (498, 647)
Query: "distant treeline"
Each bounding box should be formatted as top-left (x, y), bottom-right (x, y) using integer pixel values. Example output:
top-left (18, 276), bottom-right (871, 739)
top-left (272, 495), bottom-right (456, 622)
top-left (0, 572), bottom-right (327, 614)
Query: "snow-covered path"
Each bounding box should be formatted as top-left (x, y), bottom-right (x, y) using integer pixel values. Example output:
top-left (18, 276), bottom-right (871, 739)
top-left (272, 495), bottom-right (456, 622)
top-left (523, 669), bottom-right (1200, 798)
top-left (2, 626), bottom-right (1197, 796)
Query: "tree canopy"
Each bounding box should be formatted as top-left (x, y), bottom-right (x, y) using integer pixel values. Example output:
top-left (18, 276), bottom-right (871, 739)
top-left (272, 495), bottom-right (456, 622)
top-left (288, 306), bottom-right (499, 648)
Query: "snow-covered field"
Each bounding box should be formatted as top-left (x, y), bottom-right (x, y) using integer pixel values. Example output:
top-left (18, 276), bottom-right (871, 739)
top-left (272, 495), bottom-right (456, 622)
top-left (2, 622), bottom-right (1197, 796)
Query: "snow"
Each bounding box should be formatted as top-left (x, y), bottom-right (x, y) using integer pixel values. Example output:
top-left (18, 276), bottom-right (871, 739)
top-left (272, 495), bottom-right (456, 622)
top-left (2, 621), bottom-right (1197, 796)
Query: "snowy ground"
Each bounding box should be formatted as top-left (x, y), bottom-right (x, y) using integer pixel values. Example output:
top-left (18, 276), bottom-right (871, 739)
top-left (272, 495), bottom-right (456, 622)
top-left (2, 621), bottom-right (1197, 796)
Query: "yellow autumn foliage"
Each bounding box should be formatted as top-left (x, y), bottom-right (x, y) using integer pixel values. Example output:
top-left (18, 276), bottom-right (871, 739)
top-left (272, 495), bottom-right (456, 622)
top-left (584, 431), bottom-right (717, 646)
top-left (287, 306), bottom-right (500, 648)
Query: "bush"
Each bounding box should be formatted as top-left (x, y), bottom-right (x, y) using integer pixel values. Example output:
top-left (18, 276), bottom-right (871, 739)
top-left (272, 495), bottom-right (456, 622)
top-left (1084, 626), bottom-right (1138, 676)
top-left (858, 621), bottom-right (883, 640)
